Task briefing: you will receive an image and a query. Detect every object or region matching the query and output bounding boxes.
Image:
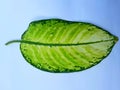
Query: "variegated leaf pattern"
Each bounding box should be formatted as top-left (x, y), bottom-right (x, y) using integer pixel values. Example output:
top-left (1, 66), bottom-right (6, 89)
top-left (6, 19), bottom-right (118, 73)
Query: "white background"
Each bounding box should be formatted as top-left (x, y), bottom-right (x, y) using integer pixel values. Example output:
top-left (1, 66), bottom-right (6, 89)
top-left (1, 0), bottom-right (120, 90)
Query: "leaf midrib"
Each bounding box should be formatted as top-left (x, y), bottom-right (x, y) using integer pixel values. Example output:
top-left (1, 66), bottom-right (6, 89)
top-left (5, 38), bottom-right (117, 46)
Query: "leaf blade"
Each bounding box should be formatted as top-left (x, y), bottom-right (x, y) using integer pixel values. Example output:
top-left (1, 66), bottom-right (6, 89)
top-left (20, 19), bottom-right (118, 73)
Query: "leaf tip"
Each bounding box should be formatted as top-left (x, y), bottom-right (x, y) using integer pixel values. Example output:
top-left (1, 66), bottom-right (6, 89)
top-left (114, 36), bottom-right (119, 43)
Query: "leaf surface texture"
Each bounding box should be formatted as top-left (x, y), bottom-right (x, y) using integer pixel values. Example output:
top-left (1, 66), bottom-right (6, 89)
top-left (20, 19), bottom-right (118, 73)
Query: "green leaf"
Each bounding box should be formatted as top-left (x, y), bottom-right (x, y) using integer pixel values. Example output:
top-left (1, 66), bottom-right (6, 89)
top-left (6, 19), bottom-right (118, 73)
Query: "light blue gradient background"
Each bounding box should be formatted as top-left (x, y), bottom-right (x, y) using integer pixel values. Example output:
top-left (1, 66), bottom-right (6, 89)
top-left (1, 0), bottom-right (120, 90)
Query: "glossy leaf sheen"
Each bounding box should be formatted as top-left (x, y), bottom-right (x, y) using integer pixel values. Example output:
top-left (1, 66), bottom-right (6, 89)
top-left (20, 19), bottom-right (118, 73)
